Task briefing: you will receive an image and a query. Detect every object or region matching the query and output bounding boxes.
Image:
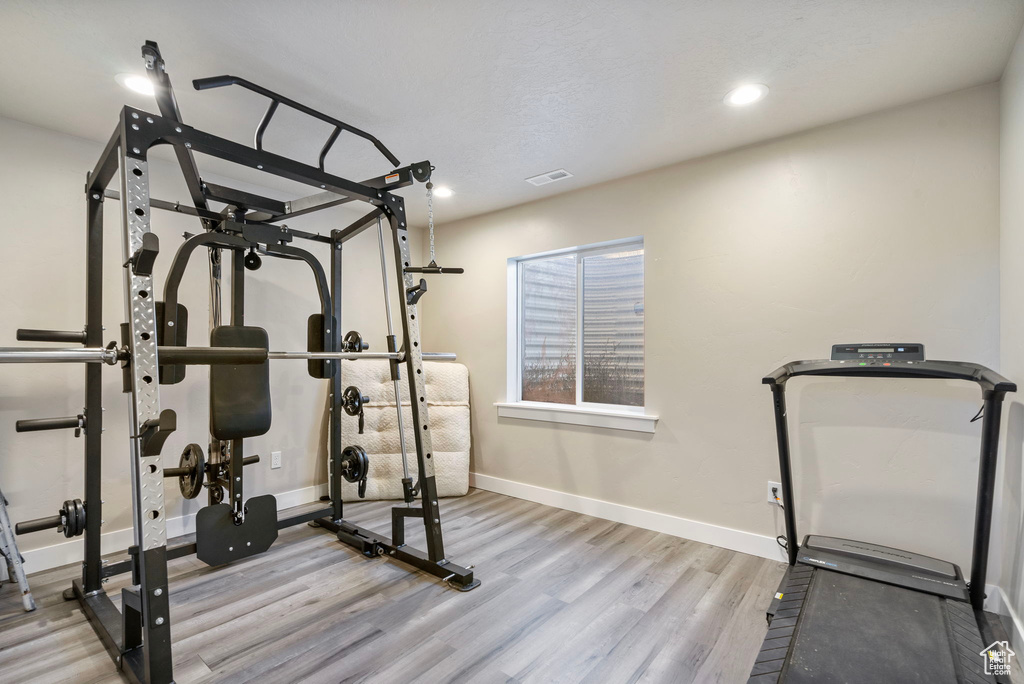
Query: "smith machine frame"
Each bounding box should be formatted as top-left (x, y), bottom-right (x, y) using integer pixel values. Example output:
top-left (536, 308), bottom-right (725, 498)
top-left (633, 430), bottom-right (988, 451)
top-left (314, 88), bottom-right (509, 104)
top-left (5, 42), bottom-right (475, 684)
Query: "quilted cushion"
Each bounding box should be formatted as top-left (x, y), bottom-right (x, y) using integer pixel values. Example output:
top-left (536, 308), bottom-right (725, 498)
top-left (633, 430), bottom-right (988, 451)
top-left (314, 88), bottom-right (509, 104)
top-left (339, 359), bottom-right (470, 500)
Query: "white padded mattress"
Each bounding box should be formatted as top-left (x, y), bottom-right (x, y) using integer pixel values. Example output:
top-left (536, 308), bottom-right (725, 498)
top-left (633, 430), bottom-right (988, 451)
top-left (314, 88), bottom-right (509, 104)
top-left (339, 359), bottom-right (470, 500)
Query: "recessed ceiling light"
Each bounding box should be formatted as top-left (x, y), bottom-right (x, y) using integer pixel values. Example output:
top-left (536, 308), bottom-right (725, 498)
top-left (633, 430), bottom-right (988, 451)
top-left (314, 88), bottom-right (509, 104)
top-left (116, 73), bottom-right (154, 96)
top-left (433, 186), bottom-right (453, 198)
top-left (724, 84), bottom-right (768, 106)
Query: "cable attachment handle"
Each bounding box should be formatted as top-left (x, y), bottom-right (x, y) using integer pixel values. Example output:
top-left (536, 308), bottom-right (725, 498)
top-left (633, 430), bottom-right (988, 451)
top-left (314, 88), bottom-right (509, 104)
top-left (411, 172), bottom-right (463, 275)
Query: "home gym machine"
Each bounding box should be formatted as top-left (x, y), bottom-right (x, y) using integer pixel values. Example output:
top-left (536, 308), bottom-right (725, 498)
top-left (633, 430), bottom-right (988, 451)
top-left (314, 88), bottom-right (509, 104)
top-left (748, 343), bottom-right (1015, 684)
top-left (2, 41), bottom-right (474, 684)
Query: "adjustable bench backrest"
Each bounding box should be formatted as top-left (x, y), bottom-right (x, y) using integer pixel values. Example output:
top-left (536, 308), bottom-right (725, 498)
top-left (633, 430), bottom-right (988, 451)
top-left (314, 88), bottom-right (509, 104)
top-left (209, 325), bottom-right (272, 439)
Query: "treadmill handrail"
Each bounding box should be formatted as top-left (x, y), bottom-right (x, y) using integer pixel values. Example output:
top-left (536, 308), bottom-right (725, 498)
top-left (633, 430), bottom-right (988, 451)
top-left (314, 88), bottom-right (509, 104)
top-left (763, 358), bottom-right (1016, 394)
top-left (765, 354), bottom-right (1016, 613)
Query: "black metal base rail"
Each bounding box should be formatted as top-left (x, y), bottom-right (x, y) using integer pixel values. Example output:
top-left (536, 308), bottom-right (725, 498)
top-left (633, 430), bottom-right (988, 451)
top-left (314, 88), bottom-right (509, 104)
top-left (316, 518), bottom-right (479, 591)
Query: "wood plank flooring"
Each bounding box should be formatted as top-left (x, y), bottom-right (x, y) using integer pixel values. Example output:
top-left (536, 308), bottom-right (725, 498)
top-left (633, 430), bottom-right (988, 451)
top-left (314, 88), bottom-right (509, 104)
top-left (0, 489), bottom-right (793, 682)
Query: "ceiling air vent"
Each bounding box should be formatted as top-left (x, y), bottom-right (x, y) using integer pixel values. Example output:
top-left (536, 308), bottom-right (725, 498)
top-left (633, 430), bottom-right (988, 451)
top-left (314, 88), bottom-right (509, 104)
top-left (525, 169), bottom-right (574, 186)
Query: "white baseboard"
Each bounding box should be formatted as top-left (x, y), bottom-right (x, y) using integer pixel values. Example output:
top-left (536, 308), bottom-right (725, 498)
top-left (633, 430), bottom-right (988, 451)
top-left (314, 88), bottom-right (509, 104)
top-left (988, 585), bottom-right (1024, 647)
top-left (469, 472), bottom-right (785, 562)
top-left (18, 483), bottom-right (328, 575)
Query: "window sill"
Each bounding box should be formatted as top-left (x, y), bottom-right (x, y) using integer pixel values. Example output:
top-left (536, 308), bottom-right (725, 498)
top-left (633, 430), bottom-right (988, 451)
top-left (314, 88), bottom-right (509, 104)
top-left (494, 402), bottom-right (658, 433)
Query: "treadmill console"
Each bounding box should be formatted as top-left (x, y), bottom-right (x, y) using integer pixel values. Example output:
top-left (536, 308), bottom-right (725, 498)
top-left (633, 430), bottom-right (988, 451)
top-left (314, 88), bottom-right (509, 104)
top-left (830, 343), bottom-right (925, 366)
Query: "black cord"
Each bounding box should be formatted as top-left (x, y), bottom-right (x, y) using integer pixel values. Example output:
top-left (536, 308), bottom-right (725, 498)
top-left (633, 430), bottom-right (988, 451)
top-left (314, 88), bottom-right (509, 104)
top-left (771, 486), bottom-right (788, 550)
top-left (771, 486), bottom-right (785, 511)
top-left (970, 405), bottom-right (984, 423)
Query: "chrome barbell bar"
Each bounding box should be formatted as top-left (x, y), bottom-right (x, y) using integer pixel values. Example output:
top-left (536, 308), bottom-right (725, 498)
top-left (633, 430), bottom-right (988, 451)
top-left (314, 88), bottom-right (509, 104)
top-left (268, 351), bottom-right (455, 361)
top-left (0, 348), bottom-right (120, 364)
top-left (0, 347), bottom-right (455, 364)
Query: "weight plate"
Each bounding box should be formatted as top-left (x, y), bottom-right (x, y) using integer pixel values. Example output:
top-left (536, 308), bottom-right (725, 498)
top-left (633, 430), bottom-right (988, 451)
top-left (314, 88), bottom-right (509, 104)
top-left (341, 445), bottom-right (369, 483)
top-left (178, 443), bottom-right (206, 500)
top-left (343, 386), bottom-right (363, 416)
top-left (62, 499), bottom-right (77, 538)
top-left (343, 330), bottom-right (364, 352)
top-left (73, 499), bottom-right (86, 537)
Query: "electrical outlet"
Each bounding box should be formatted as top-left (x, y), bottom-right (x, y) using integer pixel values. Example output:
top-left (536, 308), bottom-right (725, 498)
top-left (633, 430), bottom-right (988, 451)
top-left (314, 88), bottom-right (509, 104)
top-left (767, 481), bottom-right (783, 506)
top-left (271, 451), bottom-right (282, 470)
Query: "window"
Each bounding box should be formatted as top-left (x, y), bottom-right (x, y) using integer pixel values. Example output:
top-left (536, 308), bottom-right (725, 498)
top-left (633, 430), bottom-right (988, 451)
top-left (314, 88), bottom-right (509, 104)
top-left (501, 237), bottom-right (654, 432)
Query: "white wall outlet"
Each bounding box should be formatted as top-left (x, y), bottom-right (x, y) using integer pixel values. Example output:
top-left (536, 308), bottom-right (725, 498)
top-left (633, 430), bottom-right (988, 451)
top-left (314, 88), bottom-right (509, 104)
top-left (767, 481), bottom-right (783, 505)
top-left (271, 451), bottom-right (282, 469)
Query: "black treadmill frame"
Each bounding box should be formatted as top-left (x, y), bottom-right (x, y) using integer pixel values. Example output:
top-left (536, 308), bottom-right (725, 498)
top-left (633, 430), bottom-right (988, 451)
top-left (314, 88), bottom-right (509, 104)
top-left (762, 357), bottom-right (1016, 674)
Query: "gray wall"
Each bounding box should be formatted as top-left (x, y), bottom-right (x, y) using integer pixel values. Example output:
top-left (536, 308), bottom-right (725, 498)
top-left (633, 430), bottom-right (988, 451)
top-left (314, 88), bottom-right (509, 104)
top-left (423, 85), bottom-right (1001, 571)
top-left (0, 114), bottom-right (421, 564)
top-left (997, 19), bottom-right (1024, 648)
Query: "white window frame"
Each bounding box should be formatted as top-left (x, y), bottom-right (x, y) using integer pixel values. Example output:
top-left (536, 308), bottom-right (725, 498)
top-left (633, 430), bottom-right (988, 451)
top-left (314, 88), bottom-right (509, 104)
top-left (495, 236), bottom-right (657, 433)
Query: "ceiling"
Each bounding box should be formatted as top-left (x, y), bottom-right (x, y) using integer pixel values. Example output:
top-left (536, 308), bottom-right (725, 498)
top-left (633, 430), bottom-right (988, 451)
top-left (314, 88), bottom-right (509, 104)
top-left (1, 0), bottom-right (1022, 228)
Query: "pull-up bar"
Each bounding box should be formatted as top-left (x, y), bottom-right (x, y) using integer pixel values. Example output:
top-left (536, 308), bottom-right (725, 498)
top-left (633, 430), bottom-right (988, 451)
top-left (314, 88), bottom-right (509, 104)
top-left (193, 75), bottom-right (401, 170)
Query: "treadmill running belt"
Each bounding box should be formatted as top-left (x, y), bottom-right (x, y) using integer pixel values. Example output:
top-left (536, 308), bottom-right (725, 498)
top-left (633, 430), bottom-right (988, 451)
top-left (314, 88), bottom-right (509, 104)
top-left (781, 571), bottom-right (992, 683)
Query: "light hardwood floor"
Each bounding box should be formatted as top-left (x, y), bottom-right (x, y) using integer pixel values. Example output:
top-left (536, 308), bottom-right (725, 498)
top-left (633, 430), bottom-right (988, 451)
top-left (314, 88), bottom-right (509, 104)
top-left (0, 489), bottom-right (811, 682)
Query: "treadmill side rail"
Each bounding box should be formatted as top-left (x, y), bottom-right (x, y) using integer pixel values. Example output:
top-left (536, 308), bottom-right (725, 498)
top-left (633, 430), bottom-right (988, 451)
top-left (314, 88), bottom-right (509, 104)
top-left (750, 566), bottom-right (813, 683)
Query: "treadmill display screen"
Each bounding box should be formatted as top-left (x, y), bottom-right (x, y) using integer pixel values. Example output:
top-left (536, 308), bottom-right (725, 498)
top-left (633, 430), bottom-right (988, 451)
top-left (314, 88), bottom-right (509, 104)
top-left (830, 343), bottom-right (925, 362)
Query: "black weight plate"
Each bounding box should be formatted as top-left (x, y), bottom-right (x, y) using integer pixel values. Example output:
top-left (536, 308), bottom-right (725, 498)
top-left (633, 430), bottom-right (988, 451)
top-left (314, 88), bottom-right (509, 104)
top-left (341, 445), bottom-right (369, 483)
top-left (73, 499), bottom-right (85, 537)
top-left (343, 386), bottom-right (363, 416)
top-left (178, 444), bottom-right (206, 500)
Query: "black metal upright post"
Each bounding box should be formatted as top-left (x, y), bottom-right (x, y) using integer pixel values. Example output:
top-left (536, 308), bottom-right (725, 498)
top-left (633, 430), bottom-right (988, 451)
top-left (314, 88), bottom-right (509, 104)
top-left (385, 198), bottom-right (445, 561)
top-left (228, 248), bottom-right (245, 518)
top-left (968, 392), bottom-right (1006, 611)
top-left (771, 383), bottom-right (799, 566)
top-left (329, 231), bottom-right (344, 521)
top-left (83, 182), bottom-right (104, 594)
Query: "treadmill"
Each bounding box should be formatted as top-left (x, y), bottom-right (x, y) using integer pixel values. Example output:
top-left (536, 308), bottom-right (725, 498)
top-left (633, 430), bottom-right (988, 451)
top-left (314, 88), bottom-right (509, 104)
top-left (748, 344), bottom-right (1016, 684)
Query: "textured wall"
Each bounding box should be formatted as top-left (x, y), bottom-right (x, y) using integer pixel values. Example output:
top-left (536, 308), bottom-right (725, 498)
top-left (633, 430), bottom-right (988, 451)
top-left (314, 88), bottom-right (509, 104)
top-left (0, 114), bottom-right (421, 560)
top-left (422, 85), bottom-right (1000, 571)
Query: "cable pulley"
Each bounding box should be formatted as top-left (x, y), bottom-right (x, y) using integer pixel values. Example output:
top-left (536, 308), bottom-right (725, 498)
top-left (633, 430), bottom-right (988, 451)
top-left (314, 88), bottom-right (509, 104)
top-left (243, 248), bottom-right (262, 271)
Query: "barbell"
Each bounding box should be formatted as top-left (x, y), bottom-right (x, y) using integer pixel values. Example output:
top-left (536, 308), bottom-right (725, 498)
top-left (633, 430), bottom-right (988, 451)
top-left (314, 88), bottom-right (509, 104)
top-left (0, 347), bottom-right (455, 365)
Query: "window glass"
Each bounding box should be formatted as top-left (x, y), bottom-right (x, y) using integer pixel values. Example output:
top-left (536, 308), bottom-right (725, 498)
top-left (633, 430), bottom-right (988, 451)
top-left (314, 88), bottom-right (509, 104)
top-left (520, 254), bottom-right (577, 404)
top-left (582, 249), bottom-right (644, 406)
